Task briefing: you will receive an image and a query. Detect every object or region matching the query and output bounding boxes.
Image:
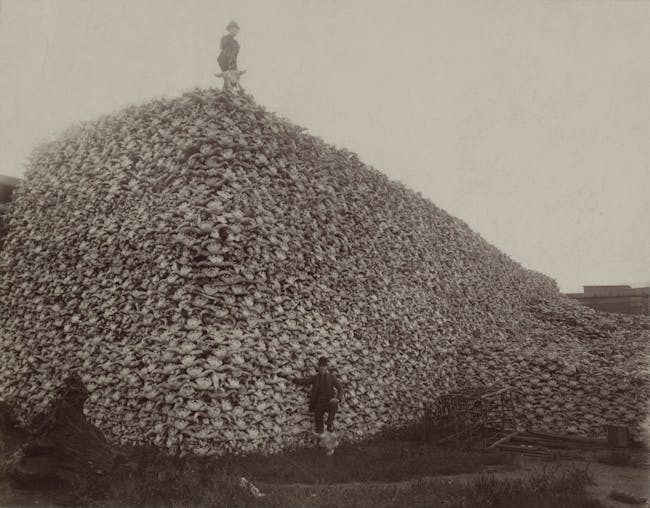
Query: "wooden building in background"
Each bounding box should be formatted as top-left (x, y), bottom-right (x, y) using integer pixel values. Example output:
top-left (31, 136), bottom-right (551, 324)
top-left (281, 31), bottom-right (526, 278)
top-left (0, 175), bottom-right (20, 205)
top-left (566, 285), bottom-right (650, 316)
top-left (0, 175), bottom-right (20, 248)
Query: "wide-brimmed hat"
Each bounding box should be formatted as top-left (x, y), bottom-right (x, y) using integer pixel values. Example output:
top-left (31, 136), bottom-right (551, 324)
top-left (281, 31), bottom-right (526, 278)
top-left (227, 20), bottom-right (240, 30)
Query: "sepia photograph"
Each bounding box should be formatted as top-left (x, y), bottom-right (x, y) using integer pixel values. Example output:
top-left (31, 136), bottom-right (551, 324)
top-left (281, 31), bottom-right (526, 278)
top-left (0, 1), bottom-right (649, 506)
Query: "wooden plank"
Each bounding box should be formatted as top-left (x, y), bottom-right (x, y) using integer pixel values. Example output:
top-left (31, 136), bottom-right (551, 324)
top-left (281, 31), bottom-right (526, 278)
top-left (517, 437), bottom-right (607, 450)
top-left (487, 430), bottom-right (520, 449)
top-left (526, 430), bottom-right (607, 445)
top-left (510, 435), bottom-right (573, 446)
top-left (480, 387), bottom-right (509, 399)
top-left (496, 446), bottom-right (554, 457)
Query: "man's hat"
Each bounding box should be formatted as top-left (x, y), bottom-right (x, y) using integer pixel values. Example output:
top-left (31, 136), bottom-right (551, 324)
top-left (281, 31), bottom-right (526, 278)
top-left (227, 20), bottom-right (240, 30)
top-left (318, 357), bottom-right (328, 367)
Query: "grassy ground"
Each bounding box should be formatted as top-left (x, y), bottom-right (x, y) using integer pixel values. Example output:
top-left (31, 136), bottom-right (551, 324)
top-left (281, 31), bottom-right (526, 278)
top-left (258, 467), bottom-right (607, 508)
top-left (72, 437), bottom-right (609, 508)
top-left (214, 440), bottom-right (516, 483)
top-left (2, 421), bottom-right (642, 508)
top-left (594, 451), bottom-right (635, 467)
top-left (90, 461), bottom-right (605, 508)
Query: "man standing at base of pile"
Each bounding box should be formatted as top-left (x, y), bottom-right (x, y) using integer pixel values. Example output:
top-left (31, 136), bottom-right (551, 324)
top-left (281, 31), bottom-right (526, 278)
top-left (218, 20), bottom-right (241, 92)
top-left (292, 357), bottom-right (344, 437)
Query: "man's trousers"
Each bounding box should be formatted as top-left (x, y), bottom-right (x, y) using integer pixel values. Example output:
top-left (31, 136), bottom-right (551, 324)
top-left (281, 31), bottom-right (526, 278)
top-left (313, 401), bottom-right (338, 433)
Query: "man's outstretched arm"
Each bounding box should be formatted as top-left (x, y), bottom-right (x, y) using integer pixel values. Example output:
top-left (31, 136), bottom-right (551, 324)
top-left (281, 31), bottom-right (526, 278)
top-left (292, 375), bottom-right (314, 386)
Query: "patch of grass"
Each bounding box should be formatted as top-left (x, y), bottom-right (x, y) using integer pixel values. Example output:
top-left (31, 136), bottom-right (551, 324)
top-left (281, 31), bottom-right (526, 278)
top-left (609, 490), bottom-right (646, 505)
top-left (84, 448), bottom-right (603, 508)
top-left (256, 466), bottom-right (606, 508)
top-left (93, 440), bottom-right (514, 492)
top-left (215, 440), bottom-right (514, 484)
top-left (368, 421), bottom-right (427, 442)
top-left (86, 448), bottom-right (267, 508)
top-left (466, 466), bottom-right (604, 508)
top-left (594, 451), bottom-right (633, 467)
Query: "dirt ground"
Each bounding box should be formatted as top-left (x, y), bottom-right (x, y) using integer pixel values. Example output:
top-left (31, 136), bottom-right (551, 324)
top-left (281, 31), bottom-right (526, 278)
top-left (251, 452), bottom-right (650, 508)
top-left (1, 392), bottom-right (648, 508)
top-left (1, 440), bottom-right (648, 507)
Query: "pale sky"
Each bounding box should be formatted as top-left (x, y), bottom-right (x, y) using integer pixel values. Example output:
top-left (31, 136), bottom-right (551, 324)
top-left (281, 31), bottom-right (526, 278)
top-left (1, 0), bottom-right (648, 293)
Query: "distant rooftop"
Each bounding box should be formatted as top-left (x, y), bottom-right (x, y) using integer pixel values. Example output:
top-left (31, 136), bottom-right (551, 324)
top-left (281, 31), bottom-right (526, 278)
top-left (0, 175), bottom-right (21, 204)
top-left (0, 175), bottom-right (21, 186)
top-left (572, 285), bottom-right (650, 297)
top-left (565, 285), bottom-right (650, 316)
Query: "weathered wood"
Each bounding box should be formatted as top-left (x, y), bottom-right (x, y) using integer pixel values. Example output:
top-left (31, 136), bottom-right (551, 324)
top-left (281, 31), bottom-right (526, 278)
top-left (525, 430), bottom-right (608, 446)
top-left (487, 431), bottom-right (520, 449)
top-left (429, 386), bottom-right (518, 449)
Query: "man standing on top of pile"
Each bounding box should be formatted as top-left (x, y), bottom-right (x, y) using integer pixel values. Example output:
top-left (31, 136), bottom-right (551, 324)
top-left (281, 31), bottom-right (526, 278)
top-left (291, 357), bottom-right (344, 454)
top-left (217, 20), bottom-right (243, 92)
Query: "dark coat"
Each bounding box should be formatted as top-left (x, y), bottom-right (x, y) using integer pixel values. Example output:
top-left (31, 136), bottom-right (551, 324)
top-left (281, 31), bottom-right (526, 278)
top-left (293, 372), bottom-right (344, 411)
top-left (218, 34), bottom-right (240, 71)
